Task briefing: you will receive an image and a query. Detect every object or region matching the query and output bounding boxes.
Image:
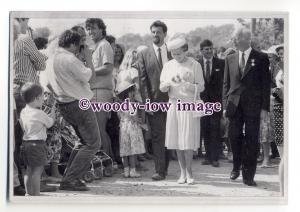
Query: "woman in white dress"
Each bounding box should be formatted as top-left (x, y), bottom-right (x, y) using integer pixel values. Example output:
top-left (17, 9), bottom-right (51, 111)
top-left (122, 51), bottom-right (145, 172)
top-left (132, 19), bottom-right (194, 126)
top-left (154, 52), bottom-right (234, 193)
top-left (160, 34), bottom-right (204, 184)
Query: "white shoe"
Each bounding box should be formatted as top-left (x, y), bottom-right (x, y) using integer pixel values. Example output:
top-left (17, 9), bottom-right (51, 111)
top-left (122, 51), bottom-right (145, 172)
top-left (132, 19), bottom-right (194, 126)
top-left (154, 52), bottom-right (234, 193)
top-left (129, 168), bottom-right (141, 178)
top-left (187, 178), bottom-right (194, 185)
top-left (177, 177), bottom-right (187, 184)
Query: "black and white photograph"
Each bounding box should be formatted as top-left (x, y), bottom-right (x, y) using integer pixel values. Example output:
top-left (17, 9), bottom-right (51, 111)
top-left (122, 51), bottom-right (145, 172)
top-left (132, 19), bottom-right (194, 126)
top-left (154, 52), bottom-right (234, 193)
top-left (7, 10), bottom-right (288, 204)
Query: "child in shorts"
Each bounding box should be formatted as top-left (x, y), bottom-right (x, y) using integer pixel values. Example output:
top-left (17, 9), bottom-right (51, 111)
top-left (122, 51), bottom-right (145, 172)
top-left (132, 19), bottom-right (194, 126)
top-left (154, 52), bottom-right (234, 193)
top-left (20, 83), bottom-right (55, 196)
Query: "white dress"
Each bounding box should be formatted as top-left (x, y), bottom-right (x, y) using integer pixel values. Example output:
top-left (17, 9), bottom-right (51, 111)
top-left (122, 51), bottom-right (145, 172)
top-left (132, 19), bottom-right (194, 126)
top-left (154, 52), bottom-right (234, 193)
top-left (160, 57), bottom-right (204, 150)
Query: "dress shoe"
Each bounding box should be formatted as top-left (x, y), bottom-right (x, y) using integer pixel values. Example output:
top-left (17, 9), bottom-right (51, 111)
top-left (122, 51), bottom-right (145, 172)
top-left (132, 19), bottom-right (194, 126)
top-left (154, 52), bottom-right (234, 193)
top-left (177, 177), bottom-right (187, 184)
top-left (151, 173), bottom-right (165, 181)
top-left (14, 185), bottom-right (26, 196)
top-left (59, 179), bottom-right (89, 191)
top-left (212, 161), bottom-right (220, 167)
top-left (201, 159), bottom-right (211, 165)
top-left (230, 170), bottom-right (240, 180)
top-left (40, 183), bottom-right (57, 192)
top-left (243, 179), bottom-right (257, 186)
top-left (187, 178), bottom-right (195, 185)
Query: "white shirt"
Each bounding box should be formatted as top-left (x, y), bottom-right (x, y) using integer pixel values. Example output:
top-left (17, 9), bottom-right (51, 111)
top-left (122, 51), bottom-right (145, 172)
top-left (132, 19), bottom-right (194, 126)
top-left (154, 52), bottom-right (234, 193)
top-left (239, 47), bottom-right (252, 69)
top-left (20, 105), bottom-right (54, 141)
top-left (203, 57), bottom-right (213, 76)
top-left (50, 47), bottom-right (94, 102)
top-left (153, 43), bottom-right (168, 66)
top-left (91, 38), bottom-right (114, 90)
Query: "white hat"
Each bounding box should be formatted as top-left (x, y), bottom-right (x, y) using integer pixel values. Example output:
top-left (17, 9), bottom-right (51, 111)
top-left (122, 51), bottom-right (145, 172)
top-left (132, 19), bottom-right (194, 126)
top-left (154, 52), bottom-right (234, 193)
top-left (115, 70), bottom-right (135, 94)
top-left (167, 34), bottom-right (187, 51)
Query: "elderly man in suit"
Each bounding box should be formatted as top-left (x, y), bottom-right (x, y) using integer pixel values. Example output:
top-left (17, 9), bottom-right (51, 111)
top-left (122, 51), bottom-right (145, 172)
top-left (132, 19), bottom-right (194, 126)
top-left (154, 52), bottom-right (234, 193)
top-left (223, 27), bottom-right (270, 186)
top-left (134, 20), bottom-right (172, 181)
top-left (198, 39), bottom-right (225, 168)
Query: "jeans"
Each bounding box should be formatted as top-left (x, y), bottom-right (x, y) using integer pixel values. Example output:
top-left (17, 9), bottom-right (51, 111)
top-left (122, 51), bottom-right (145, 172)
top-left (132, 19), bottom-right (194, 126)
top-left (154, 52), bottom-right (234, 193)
top-left (58, 100), bottom-right (101, 182)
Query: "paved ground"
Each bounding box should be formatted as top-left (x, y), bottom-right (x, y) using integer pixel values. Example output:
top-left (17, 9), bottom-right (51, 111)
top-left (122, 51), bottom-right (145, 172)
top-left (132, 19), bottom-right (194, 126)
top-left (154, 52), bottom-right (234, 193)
top-left (39, 157), bottom-right (280, 198)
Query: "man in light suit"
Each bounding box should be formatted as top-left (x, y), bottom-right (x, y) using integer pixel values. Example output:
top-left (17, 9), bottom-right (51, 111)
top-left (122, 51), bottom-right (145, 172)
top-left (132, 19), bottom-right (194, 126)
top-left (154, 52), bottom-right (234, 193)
top-left (198, 39), bottom-right (225, 168)
top-left (134, 20), bottom-right (172, 181)
top-left (223, 27), bottom-right (270, 186)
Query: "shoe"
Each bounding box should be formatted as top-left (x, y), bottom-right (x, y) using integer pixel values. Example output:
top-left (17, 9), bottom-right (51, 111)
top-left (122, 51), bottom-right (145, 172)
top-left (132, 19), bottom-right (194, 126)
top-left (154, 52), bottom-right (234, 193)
top-left (212, 161), bottom-right (220, 167)
top-left (187, 178), bottom-right (194, 185)
top-left (14, 185), bottom-right (26, 196)
top-left (40, 183), bottom-right (57, 192)
top-left (177, 177), bottom-right (187, 184)
top-left (129, 168), bottom-right (141, 178)
top-left (124, 167), bottom-right (130, 178)
top-left (243, 179), bottom-right (257, 186)
top-left (151, 173), bottom-right (165, 181)
top-left (230, 170), bottom-right (240, 180)
top-left (202, 159), bottom-right (211, 165)
top-left (59, 180), bottom-right (89, 191)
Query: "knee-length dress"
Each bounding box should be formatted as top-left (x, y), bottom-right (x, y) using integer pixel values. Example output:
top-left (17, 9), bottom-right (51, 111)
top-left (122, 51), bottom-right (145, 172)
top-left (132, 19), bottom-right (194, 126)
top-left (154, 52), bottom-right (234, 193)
top-left (160, 57), bottom-right (205, 150)
top-left (118, 110), bottom-right (145, 157)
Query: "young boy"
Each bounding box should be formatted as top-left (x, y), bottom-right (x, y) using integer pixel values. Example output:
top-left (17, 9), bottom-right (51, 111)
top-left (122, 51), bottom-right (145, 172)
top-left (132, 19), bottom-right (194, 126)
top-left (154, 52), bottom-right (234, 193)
top-left (20, 82), bottom-right (55, 196)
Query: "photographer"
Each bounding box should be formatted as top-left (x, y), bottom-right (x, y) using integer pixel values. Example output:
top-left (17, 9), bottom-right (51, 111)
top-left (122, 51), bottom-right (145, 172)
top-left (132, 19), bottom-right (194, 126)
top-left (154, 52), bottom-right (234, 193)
top-left (48, 29), bottom-right (100, 191)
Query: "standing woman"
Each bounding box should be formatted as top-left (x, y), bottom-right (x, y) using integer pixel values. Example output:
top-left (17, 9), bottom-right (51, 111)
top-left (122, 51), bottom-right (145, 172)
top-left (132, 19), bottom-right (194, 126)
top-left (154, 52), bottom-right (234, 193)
top-left (160, 34), bottom-right (204, 184)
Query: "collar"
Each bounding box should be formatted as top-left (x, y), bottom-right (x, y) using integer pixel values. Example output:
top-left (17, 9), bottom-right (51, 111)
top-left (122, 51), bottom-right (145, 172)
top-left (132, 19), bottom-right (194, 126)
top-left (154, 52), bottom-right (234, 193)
top-left (153, 43), bottom-right (166, 52)
top-left (239, 47), bottom-right (252, 56)
top-left (203, 57), bottom-right (213, 64)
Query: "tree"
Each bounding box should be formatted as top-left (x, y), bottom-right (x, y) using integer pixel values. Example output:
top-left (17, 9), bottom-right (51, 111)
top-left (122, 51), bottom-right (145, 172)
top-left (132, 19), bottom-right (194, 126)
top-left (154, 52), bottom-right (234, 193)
top-left (32, 27), bottom-right (51, 39)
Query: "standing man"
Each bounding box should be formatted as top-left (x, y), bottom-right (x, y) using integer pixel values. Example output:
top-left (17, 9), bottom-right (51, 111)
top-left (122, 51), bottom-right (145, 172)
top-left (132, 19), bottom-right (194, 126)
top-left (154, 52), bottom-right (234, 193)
top-left (50, 30), bottom-right (100, 191)
top-left (85, 18), bottom-right (115, 160)
top-left (198, 39), bottom-right (225, 167)
top-left (134, 20), bottom-right (172, 181)
top-left (223, 27), bottom-right (270, 186)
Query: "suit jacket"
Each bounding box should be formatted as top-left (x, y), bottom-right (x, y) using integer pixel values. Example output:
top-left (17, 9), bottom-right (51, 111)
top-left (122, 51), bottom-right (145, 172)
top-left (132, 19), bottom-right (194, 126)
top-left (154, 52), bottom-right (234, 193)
top-left (198, 56), bottom-right (225, 104)
top-left (134, 45), bottom-right (172, 103)
top-left (223, 49), bottom-right (270, 117)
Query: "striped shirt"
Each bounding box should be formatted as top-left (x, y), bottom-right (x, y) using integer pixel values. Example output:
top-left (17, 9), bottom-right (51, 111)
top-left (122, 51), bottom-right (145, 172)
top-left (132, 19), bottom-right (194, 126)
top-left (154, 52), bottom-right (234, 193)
top-left (13, 34), bottom-right (47, 84)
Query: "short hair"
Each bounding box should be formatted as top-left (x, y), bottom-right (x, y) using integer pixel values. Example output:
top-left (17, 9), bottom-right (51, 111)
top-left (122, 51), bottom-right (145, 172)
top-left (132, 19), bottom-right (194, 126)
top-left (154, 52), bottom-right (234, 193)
top-left (106, 35), bottom-right (116, 44)
top-left (34, 37), bottom-right (48, 50)
top-left (234, 27), bottom-right (252, 41)
top-left (15, 18), bottom-right (29, 23)
top-left (58, 30), bottom-right (81, 48)
top-left (150, 20), bottom-right (168, 33)
top-left (200, 39), bottom-right (213, 50)
top-left (20, 82), bottom-right (43, 104)
top-left (85, 18), bottom-right (107, 36)
top-left (71, 25), bottom-right (85, 32)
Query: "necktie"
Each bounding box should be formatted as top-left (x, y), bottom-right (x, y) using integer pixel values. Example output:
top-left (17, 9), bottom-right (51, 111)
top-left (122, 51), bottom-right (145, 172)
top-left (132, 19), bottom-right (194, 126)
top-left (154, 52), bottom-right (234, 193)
top-left (205, 60), bottom-right (211, 82)
top-left (157, 47), bottom-right (163, 67)
top-left (240, 52), bottom-right (245, 76)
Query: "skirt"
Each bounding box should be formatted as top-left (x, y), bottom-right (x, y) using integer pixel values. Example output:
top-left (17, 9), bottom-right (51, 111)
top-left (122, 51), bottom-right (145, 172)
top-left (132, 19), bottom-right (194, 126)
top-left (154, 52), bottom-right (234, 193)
top-left (165, 99), bottom-right (200, 150)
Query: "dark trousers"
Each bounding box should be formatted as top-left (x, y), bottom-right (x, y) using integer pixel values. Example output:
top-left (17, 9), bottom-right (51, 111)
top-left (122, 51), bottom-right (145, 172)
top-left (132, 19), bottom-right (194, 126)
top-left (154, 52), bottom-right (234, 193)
top-left (13, 83), bottom-right (26, 187)
top-left (228, 103), bottom-right (260, 181)
top-left (106, 111), bottom-right (121, 164)
top-left (58, 100), bottom-right (101, 182)
top-left (201, 113), bottom-right (222, 162)
top-left (148, 112), bottom-right (169, 176)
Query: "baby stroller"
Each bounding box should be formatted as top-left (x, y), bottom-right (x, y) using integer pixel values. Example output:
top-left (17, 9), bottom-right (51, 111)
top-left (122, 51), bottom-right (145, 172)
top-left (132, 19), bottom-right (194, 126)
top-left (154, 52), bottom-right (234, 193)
top-left (60, 125), bottom-right (114, 183)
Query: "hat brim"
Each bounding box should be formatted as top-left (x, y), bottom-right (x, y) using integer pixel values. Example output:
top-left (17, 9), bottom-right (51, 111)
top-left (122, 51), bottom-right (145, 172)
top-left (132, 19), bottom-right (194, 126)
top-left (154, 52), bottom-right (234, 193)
top-left (116, 83), bottom-right (135, 95)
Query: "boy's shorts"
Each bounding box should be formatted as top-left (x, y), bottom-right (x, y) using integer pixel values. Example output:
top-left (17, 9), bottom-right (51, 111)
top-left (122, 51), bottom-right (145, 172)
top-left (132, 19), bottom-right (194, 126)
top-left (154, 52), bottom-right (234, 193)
top-left (21, 140), bottom-right (48, 167)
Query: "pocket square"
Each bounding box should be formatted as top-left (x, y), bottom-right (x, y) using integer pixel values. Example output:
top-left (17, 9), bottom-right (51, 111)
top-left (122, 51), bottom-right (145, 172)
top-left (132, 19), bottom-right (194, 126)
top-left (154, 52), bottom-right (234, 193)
top-left (215, 69), bottom-right (220, 72)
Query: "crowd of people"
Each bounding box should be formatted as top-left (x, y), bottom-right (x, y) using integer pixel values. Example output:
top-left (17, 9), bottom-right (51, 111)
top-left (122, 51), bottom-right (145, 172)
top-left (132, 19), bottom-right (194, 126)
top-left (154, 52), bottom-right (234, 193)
top-left (12, 17), bottom-right (284, 196)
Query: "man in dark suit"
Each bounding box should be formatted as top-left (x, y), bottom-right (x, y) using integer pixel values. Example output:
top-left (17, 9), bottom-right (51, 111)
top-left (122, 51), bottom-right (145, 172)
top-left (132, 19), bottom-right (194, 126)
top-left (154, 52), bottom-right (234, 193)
top-left (198, 39), bottom-right (225, 167)
top-left (223, 27), bottom-right (270, 186)
top-left (134, 20), bottom-right (172, 181)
